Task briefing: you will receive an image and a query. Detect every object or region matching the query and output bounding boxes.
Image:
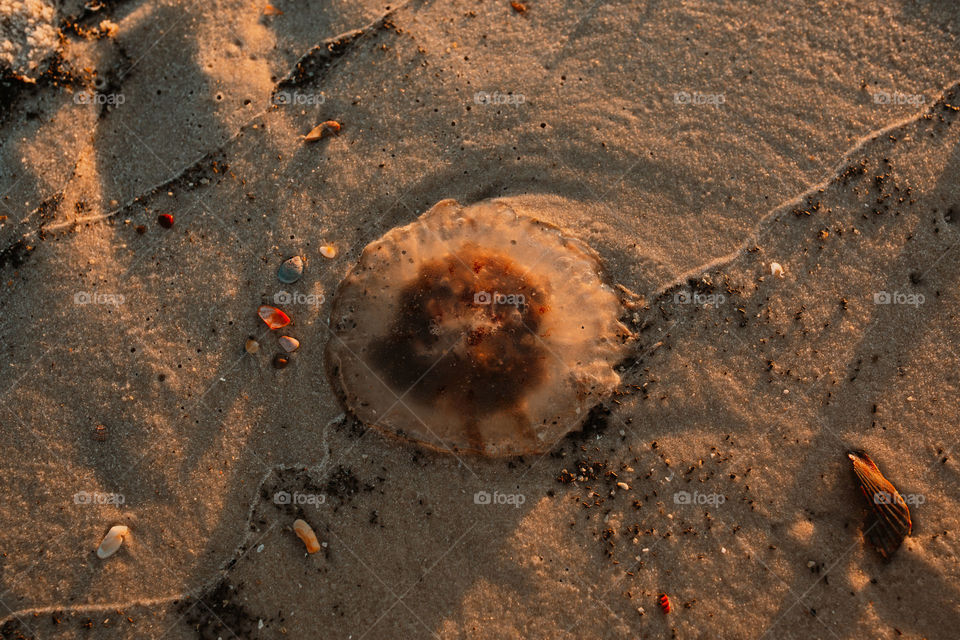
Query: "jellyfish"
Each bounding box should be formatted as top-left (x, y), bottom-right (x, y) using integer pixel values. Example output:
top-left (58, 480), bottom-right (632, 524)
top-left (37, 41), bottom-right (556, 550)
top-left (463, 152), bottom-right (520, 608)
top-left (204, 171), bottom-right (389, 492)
top-left (325, 198), bottom-right (631, 456)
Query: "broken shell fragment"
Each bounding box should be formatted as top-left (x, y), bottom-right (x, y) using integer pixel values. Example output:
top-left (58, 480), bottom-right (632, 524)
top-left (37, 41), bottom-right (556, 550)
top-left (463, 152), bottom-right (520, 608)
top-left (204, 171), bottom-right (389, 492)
top-left (245, 337), bottom-right (260, 354)
top-left (278, 336), bottom-right (300, 352)
top-left (319, 245), bottom-right (337, 259)
top-left (262, 4), bottom-right (283, 15)
top-left (258, 305), bottom-right (291, 329)
top-left (326, 198), bottom-right (631, 456)
top-left (157, 213), bottom-right (174, 229)
top-left (293, 519), bottom-right (321, 553)
top-left (847, 450), bottom-right (912, 559)
top-left (97, 525), bottom-right (129, 559)
top-left (277, 256), bottom-right (304, 284)
top-left (92, 424), bottom-right (108, 442)
top-left (304, 120), bottom-right (341, 142)
top-left (770, 262), bottom-right (784, 278)
top-left (273, 354), bottom-right (289, 369)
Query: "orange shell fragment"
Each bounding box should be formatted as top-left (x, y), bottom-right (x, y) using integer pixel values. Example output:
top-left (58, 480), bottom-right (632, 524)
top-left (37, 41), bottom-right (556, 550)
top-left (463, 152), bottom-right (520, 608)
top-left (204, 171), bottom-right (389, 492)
top-left (258, 305), bottom-right (291, 329)
top-left (304, 120), bottom-right (341, 142)
top-left (293, 519), bottom-right (321, 553)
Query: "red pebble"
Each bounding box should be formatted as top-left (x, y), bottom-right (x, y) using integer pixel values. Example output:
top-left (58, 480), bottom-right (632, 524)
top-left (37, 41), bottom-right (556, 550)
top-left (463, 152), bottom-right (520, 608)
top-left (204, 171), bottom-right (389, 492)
top-left (658, 594), bottom-right (671, 614)
top-left (258, 305), bottom-right (291, 329)
top-left (157, 213), bottom-right (174, 228)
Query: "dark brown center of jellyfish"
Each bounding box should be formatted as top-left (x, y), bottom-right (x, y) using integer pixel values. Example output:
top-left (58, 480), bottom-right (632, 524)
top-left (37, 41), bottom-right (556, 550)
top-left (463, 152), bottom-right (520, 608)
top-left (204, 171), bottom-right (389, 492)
top-left (368, 247), bottom-right (550, 417)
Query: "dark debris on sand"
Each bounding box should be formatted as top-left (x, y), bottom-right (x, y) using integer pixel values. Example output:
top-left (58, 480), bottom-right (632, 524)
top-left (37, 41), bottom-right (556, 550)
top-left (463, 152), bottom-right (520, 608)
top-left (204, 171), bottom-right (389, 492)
top-left (178, 579), bottom-right (259, 640)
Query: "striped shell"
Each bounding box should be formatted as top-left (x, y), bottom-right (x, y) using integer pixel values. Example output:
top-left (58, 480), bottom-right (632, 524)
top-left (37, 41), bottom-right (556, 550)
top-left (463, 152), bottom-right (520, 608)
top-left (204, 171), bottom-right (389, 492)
top-left (847, 450), bottom-right (912, 559)
top-left (658, 594), bottom-right (671, 614)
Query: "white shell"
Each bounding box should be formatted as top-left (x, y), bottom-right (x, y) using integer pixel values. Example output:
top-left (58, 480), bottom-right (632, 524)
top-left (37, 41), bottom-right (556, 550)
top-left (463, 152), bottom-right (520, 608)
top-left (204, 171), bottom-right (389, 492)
top-left (770, 262), bottom-right (784, 278)
top-left (97, 525), bottom-right (129, 559)
top-left (319, 245), bottom-right (337, 259)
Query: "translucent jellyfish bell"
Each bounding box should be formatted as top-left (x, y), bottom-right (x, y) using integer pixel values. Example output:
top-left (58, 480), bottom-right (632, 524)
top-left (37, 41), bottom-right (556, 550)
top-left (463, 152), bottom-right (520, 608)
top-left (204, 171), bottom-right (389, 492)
top-left (325, 199), bottom-right (631, 456)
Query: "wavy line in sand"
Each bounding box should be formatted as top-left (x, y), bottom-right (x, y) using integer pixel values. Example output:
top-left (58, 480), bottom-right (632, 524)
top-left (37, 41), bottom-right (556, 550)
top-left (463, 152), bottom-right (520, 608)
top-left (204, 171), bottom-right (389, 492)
top-left (651, 79), bottom-right (960, 302)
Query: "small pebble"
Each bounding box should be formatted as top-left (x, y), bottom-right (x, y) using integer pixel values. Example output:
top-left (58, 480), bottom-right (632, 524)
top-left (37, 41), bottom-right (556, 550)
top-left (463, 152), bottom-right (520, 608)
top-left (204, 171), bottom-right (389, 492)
top-left (263, 3), bottom-right (282, 15)
top-left (617, 482), bottom-right (630, 491)
top-left (278, 336), bottom-right (300, 353)
top-left (319, 244), bottom-right (337, 259)
top-left (277, 256), bottom-right (304, 284)
top-left (770, 262), bottom-right (784, 278)
top-left (807, 560), bottom-right (816, 568)
top-left (273, 354), bottom-right (289, 369)
top-left (293, 519), bottom-right (321, 553)
top-left (135, 225), bottom-right (146, 235)
top-left (97, 525), bottom-right (129, 559)
top-left (157, 213), bottom-right (174, 229)
top-left (258, 305), bottom-right (291, 329)
top-left (245, 338), bottom-right (260, 354)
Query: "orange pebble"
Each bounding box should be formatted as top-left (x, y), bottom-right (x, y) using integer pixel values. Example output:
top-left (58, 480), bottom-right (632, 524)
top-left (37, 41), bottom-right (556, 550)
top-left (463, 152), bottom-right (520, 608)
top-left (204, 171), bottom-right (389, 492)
top-left (293, 519), bottom-right (321, 553)
top-left (258, 305), bottom-right (290, 329)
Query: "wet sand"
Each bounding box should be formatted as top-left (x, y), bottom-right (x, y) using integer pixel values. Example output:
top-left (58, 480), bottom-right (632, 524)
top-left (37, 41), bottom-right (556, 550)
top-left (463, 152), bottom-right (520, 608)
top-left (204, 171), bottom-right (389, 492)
top-left (1, 0), bottom-right (959, 638)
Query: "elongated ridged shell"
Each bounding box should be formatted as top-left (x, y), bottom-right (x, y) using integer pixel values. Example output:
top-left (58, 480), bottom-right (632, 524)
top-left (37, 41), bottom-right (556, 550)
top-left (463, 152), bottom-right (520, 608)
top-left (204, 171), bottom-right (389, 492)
top-left (97, 525), bottom-right (129, 559)
top-left (848, 450), bottom-right (912, 559)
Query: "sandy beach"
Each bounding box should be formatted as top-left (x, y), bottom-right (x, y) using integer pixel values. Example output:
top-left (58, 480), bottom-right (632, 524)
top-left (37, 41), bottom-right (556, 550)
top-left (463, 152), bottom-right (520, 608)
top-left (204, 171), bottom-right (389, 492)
top-left (1, 0), bottom-right (959, 638)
